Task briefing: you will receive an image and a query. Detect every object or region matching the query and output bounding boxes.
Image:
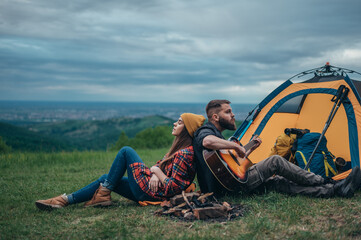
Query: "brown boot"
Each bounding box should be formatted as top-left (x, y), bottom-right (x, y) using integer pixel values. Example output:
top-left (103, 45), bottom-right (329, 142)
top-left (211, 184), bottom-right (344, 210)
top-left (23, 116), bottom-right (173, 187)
top-left (35, 194), bottom-right (68, 210)
top-left (84, 185), bottom-right (112, 207)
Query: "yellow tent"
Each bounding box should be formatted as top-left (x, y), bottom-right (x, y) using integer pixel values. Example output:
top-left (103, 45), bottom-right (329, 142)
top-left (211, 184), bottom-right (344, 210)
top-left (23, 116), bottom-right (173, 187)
top-left (234, 64), bottom-right (361, 175)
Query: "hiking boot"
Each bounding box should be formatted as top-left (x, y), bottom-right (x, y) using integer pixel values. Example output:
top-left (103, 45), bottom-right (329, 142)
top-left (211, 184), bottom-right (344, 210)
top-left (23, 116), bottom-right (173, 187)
top-left (84, 185), bottom-right (112, 207)
top-left (334, 166), bottom-right (361, 198)
top-left (324, 177), bottom-right (337, 185)
top-left (35, 194), bottom-right (68, 210)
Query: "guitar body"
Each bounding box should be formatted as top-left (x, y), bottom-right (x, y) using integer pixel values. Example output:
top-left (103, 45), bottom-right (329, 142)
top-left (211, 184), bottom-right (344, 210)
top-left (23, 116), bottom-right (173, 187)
top-left (202, 139), bottom-right (257, 191)
top-left (219, 149), bottom-right (253, 179)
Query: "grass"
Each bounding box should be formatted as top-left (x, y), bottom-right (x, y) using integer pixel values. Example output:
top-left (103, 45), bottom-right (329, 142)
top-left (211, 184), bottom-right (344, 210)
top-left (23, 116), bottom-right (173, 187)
top-left (0, 150), bottom-right (360, 239)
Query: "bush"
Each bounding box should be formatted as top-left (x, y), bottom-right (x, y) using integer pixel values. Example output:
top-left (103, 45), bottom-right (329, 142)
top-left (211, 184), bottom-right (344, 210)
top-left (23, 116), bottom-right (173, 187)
top-left (111, 131), bottom-right (129, 150)
top-left (110, 126), bottom-right (174, 150)
top-left (0, 136), bottom-right (12, 153)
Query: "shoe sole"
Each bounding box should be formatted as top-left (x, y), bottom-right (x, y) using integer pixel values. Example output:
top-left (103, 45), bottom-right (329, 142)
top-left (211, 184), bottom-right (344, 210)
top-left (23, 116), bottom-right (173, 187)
top-left (84, 201), bottom-right (113, 208)
top-left (35, 201), bottom-right (63, 211)
top-left (342, 167), bottom-right (361, 198)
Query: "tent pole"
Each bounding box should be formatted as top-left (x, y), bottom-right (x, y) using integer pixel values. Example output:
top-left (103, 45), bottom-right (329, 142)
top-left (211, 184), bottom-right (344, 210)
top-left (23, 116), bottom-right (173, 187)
top-left (304, 86), bottom-right (349, 171)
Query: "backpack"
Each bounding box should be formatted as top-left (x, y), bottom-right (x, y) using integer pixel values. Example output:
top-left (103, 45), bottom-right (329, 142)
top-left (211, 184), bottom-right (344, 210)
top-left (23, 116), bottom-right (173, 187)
top-left (295, 132), bottom-right (337, 178)
top-left (269, 128), bottom-right (310, 163)
top-left (269, 133), bottom-right (297, 163)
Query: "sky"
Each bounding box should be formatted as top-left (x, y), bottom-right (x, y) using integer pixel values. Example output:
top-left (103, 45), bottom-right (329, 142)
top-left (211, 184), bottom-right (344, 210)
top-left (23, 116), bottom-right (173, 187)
top-left (1, 0), bottom-right (361, 104)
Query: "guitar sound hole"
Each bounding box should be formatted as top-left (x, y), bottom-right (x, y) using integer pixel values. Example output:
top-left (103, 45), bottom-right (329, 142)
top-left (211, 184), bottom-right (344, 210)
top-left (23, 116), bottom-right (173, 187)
top-left (228, 150), bottom-right (240, 166)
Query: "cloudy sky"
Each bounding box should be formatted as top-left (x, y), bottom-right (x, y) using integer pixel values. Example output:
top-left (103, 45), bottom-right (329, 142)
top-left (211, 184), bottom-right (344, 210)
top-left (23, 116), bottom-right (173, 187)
top-left (1, 0), bottom-right (361, 103)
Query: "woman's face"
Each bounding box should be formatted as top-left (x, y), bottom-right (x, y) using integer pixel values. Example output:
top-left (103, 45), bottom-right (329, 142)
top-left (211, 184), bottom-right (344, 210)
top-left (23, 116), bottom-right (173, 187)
top-left (172, 117), bottom-right (185, 136)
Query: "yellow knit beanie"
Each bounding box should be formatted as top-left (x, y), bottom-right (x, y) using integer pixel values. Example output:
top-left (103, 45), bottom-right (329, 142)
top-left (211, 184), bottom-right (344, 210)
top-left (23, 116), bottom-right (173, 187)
top-left (181, 113), bottom-right (206, 137)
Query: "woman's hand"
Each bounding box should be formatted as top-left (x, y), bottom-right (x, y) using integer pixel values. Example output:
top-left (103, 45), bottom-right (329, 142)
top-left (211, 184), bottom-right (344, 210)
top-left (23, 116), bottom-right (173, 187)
top-left (149, 174), bottom-right (161, 192)
top-left (150, 166), bottom-right (168, 189)
top-left (150, 166), bottom-right (158, 173)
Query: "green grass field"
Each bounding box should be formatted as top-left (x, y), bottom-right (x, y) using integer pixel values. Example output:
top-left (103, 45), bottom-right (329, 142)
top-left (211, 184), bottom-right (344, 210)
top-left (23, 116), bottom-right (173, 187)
top-left (1, 150), bottom-right (360, 239)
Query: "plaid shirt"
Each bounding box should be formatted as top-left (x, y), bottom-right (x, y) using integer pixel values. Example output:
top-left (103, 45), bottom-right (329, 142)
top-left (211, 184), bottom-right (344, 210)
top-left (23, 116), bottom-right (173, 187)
top-left (130, 146), bottom-right (195, 200)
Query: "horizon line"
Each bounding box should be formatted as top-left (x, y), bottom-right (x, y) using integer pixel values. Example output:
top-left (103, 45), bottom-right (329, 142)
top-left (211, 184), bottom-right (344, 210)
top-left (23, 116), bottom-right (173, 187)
top-left (0, 99), bottom-right (258, 105)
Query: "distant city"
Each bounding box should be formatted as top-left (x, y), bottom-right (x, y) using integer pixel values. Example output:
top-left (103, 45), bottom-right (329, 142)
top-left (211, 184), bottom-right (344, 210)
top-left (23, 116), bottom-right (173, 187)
top-left (0, 101), bottom-right (256, 123)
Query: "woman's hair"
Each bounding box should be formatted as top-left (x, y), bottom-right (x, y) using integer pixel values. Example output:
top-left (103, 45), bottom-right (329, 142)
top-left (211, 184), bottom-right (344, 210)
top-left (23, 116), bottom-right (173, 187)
top-left (158, 125), bottom-right (192, 170)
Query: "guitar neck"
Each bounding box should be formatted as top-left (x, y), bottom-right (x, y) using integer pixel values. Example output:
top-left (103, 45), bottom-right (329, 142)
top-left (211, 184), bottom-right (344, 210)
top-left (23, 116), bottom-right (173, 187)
top-left (243, 139), bottom-right (258, 152)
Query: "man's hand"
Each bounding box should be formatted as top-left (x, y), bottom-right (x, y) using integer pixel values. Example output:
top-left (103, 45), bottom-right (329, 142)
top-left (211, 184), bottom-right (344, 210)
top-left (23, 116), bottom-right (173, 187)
top-left (245, 136), bottom-right (262, 156)
top-left (234, 144), bottom-right (246, 158)
top-left (149, 174), bottom-right (161, 192)
top-left (251, 136), bottom-right (262, 150)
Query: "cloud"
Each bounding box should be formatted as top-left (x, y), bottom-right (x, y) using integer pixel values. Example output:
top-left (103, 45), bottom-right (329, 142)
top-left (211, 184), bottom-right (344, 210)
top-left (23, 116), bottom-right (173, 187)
top-left (0, 0), bottom-right (361, 103)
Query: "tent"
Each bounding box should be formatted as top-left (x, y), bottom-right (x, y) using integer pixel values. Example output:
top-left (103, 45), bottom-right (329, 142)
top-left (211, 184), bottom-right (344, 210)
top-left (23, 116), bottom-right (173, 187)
top-left (233, 63), bottom-right (361, 176)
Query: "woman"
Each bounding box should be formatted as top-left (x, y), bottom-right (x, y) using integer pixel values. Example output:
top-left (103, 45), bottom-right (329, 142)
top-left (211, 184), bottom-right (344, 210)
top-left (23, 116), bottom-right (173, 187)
top-left (35, 113), bottom-right (205, 210)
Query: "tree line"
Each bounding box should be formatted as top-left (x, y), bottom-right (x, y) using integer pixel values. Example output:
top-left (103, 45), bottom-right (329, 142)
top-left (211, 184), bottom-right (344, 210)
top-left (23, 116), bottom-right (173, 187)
top-left (109, 126), bottom-right (174, 151)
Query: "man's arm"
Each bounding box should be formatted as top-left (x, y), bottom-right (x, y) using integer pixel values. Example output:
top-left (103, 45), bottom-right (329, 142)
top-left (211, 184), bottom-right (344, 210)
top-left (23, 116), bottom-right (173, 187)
top-left (203, 135), bottom-right (246, 158)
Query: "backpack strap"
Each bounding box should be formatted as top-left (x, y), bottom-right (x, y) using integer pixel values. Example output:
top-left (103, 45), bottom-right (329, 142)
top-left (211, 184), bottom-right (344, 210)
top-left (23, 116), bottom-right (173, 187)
top-left (327, 162), bottom-right (336, 176)
top-left (322, 151), bottom-right (337, 177)
top-left (323, 151), bottom-right (329, 177)
top-left (289, 151), bottom-right (295, 164)
top-left (296, 151), bottom-right (310, 172)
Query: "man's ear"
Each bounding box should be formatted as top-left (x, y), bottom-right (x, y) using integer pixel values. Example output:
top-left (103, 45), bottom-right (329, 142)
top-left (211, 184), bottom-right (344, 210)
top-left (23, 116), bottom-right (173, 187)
top-left (211, 113), bottom-right (219, 122)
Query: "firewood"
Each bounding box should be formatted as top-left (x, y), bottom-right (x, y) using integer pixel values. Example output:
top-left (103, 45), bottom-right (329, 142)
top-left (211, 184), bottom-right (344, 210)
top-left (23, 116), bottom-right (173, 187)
top-left (193, 206), bottom-right (228, 220)
top-left (197, 192), bottom-right (213, 201)
top-left (161, 202), bottom-right (187, 215)
top-left (184, 212), bottom-right (195, 220)
top-left (182, 191), bottom-right (194, 209)
top-left (162, 208), bottom-right (177, 215)
top-left (182, 209), bottom-right (191, 215)
top-left (153, 208), bottom-right (164, 215)
top-left (222, 202), bottom-right (232, 211)
top-left (172, 202), bottom-right (187, 209)
top-left (222, 201), bottom-right (231, 208)
top-left (160, 200), bottom-right (172, 208)
top-left (155, 193), bottom-right (246, 222)
top-left (173, 209), bottom-right (183, 217)
top-left (169, 192), bottom-right (200, 205)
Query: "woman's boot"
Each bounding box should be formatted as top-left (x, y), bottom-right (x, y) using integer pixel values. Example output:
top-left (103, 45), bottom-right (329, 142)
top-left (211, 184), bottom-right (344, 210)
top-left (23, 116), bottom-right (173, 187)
top-left (84, 184), bottom-right (112, 207)
top-left (35, 194), bottom-right (69, 210)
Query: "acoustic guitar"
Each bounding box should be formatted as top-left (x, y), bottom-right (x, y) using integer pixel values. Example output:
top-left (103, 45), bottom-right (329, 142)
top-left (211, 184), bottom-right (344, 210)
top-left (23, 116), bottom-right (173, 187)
top-left (202, 137), bottom-right (259, 191)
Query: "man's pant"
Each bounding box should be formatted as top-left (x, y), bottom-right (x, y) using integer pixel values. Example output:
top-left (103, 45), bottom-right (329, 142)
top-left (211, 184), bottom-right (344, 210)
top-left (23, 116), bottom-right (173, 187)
top-left (243, 155), bottom-right (335, 198)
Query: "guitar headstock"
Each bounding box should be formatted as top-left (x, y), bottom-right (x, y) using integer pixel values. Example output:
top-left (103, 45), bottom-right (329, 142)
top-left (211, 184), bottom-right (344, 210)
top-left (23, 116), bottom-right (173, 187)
top-left (251, 134), bottom-right (259, 140)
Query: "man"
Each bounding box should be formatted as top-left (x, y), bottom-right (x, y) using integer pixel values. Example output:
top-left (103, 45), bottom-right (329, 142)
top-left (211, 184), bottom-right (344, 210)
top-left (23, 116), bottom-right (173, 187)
top-left (193, 99), bottom-right (361, 198)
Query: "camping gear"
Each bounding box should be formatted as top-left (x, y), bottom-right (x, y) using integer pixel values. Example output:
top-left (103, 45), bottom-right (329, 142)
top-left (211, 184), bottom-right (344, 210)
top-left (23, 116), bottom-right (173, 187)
top-left (295, 132), bottom-right (337, 178)
top-left (269, 133), bottom-right (297, 162)
top-left (304, 85), bottom-right (349, 170)
top-left (269, 128), bottom-right (310, 163)
top-left (231, 63), bottom-right (361, 179)
top-left (335, 157), bottom-right (346, 173)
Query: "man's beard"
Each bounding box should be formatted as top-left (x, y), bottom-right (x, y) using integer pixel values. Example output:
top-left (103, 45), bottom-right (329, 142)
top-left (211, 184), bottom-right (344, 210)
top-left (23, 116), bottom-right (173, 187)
top-left (219, 116), bottom-right (236, 130)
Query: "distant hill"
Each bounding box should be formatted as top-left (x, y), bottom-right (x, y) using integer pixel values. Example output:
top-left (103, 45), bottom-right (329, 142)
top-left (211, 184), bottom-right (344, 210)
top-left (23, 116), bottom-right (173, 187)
top-left (0, 115), bottom-right (174, 152)
top-left (0, 122), bottom-right (72, 152)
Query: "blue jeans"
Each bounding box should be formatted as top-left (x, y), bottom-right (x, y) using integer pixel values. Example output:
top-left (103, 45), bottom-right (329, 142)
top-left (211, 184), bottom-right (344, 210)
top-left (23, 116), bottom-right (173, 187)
top-left (67, 147), bottom-right (155, 204)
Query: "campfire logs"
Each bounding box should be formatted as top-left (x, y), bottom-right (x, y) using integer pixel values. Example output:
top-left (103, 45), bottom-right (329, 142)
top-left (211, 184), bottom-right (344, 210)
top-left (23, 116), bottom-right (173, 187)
top-left (154, 192), bottom-right (246, 221)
